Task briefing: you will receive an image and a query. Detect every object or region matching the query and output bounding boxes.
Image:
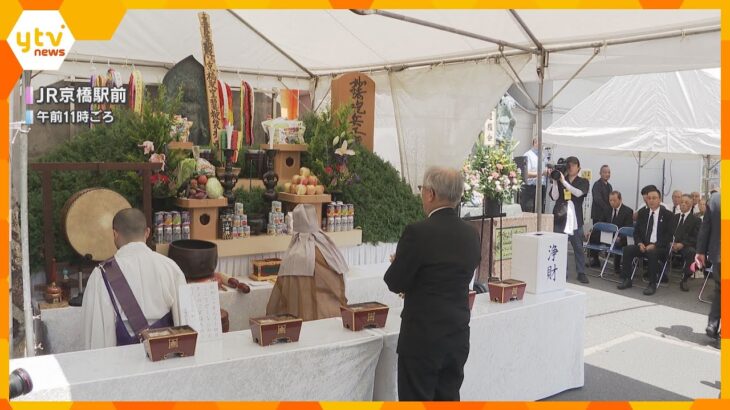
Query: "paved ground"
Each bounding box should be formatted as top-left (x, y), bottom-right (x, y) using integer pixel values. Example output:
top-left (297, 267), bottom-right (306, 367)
top-left (543, 254), bottom-right (721, 401)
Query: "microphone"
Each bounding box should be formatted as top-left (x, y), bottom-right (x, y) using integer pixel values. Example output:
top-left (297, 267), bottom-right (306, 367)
top-left (9, 368), bottom-right (33, 399)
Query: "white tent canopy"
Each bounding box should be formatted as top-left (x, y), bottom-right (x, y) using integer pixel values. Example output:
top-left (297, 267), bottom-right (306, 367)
top-left (543, 70), bottom-right (720, 155)
top-left (58, 9), bottom-right (720, 82)
top-left (31, 9), bottom-right (720, 186)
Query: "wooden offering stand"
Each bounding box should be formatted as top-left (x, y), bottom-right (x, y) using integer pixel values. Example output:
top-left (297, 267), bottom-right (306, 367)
top-left (277, 192), bottom-right (332, 224)
top-left (260, 144), bottom-right (307, 185)
top-left (175, 198), bottom-right (228, 240)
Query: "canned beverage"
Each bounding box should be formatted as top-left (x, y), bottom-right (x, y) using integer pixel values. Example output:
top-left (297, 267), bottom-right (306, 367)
top-left (268, 212), bottom-right (275, 225)
top-left (327, 203), bottom-right (335, 217)
top-left (348, 204), bottom-right (355, 216)
top-left (156, 225), bottom-right (164, 243)
top-left (334, 203), bottom-right (341, 217)
top-left (335, 216), bottom-right (343, 232)
top-left (170, 211), bottom-right (181, 226)
top-left (267, 224), bottom-right (276, 235)
top-left (163, 212), bottom-right (173, 226)
top-left (347, 215), bottom-right (354, 230)
top-left (271, 201), bottom-right (282, 213)
top-left (163, 225), bottom-right (173, 243)
top-left (327, 217), bottom-right (335, 232)
top-left (275, 224), bottom-right (284, 235)
top-left (243, 226), bottom-right (251, 238)
top-left (322, 218), bottom-right (327, 230)
top-left (235, 202), bottom-right (244, 215)
top-left (182, 223), bottom-right (190, 240)
top-left (233, 215), bottom-right (241, 228)
top-left (154, 212), bottom-right (165, 226)
top-left (181, 211), bottom-right (191, 224)
top-left (172, 225), bottom-right (182, 242)
top-left (240, 214), bottom-right (248, 226)
top-left (230, 226), bottom-right (238, 239)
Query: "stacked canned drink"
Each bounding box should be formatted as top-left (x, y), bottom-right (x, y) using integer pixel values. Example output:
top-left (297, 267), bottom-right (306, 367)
top-left (324, 201), bottom-right (355, 232)
top-left (267, 201), bottom-right (286, 236)
top-left (154, 211), bottom-right (191, 244)
top-left (220, 202), bottom-right (250, 239)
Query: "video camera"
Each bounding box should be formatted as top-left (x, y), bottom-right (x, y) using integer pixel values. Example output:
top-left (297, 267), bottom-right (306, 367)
top-left (548, 158), bottom-right (568, 181)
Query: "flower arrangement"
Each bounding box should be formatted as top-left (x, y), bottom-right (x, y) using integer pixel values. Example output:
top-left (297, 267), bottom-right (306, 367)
top-left (462, 141), bottom-right (522, 204)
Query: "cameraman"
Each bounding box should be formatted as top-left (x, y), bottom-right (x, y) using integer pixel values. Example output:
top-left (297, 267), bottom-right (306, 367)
top-left (549, 156), bottom-right (590, 284)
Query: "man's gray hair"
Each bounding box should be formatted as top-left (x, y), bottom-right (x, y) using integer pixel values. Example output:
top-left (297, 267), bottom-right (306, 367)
top-left (422, 166), bottom-right (464, 206)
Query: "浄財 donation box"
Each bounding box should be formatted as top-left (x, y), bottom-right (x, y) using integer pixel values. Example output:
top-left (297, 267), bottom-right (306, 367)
top-left (510, 231), bottom-right (567, 294)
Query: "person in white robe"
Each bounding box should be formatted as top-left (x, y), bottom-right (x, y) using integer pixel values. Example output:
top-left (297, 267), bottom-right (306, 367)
top-left (81, 208), bottom-right (187, 349)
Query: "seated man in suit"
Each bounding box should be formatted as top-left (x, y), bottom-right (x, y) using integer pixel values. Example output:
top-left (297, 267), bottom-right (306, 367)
top-left (587, 190), bottom-right (633, 272)
top-left (618, 185), bottom-right (674, 295)
top-left (673, 194), bottom-right (701, 291)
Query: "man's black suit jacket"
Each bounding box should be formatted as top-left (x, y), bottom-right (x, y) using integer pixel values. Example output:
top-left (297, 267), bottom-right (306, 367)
top-left (384, 207), bottom-right (481, 357)
top-left (634, 206), bottom-right (674, 248)
top-left (604, 204), bottom-right (634, 246)
top-left (672, 212), bottom-right (701, 248)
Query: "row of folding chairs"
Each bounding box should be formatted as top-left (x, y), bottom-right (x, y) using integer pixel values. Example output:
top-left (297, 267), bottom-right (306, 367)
top-left (583, 222), bottom-right (715, 302)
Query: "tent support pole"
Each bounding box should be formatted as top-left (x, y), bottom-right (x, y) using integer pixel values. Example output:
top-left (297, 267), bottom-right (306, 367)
top-left (17, 71), bottom-right (35, 356)
top-left (536, 49), bottom-right (546, 231)
top-left (636, 152), bottom-right (642, 209)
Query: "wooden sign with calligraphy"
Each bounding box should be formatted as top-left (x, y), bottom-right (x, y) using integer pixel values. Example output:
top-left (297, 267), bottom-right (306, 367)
top-left (331, 72), bottom-right (375, 152)
top-left (198, 12), bottom-right (221, 145)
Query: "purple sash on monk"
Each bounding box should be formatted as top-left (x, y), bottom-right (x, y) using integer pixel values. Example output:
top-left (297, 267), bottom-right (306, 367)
top-left (99, 258), bottom-right (173, 346)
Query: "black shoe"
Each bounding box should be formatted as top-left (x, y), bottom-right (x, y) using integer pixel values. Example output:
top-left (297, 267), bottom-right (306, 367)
top-left (706, 320), bottom-right (720, 339)
top-left (578, 273), bottom-right (590, 284)
top-left (617, 279), bottom-right (632, 290)
top-left (680, 279), bottom-right (689, 292)
top-left (643, 283), bottom-right (657, 295)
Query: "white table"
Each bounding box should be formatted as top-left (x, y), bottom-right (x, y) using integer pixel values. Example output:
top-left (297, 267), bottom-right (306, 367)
top-left (370, 290), bottom-right (586, 401)
top-left (41, 263), bottom-right (401, 354)
top-left (11, 317), bottom-right (383, 401)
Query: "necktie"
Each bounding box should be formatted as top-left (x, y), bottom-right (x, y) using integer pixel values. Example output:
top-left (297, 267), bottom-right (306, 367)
top-left (612, 209), bottom-right (617, 223)
top-left (646, 211), bottom-right (654, 241)
top-left (678, 214), bottom-right (685, 228)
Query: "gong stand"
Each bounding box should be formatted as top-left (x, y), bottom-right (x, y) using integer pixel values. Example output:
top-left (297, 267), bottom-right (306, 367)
top-left (462, 199), bottom-right (505, 284)
top-left (29, 162), bottom-right (162, 285)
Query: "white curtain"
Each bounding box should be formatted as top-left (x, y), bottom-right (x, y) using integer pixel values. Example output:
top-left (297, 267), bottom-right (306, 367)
top-left (389, 56), bottom-right (530, 188)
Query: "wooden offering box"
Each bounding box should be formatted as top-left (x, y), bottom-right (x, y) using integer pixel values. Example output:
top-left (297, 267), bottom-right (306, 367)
top-left (487, 279), bottom-right (527, 303)
top-left (340, 302), bottom-right (389, 331)
top-left (175, 198), bottom-right (228, 240)
top-left (249, 314), bottom-right (303, 346)
top-left (468, 290), bottom-right (476, 310)
top-left (250, 258), bottom-right (281, 281)
top-left (141, 325), bottom-right (198, 362)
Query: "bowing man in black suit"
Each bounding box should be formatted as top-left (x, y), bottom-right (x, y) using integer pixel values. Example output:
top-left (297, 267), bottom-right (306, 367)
top-left (617, 185), bottom-right (674, 295)
top-left (384, 166), bottom-right (481, 401)
top-left (673, 194), bottom-right (701, 291)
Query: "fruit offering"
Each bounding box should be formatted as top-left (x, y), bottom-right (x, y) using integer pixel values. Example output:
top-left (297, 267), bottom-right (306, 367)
top-left (287, 168), bottom-right (325, 195)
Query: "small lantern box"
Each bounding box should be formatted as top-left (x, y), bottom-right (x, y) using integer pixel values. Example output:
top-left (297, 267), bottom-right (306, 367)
top-left (249, 258), bottom-right (282, 281)
top-left (141, 325), bottom-right (198, 362)
top-left (340, 302), bottom-right (389, 331)
top-left (487, 279), bottom-right (527, 303)
top-left (249, 314), bottom-right (303, 346)
top-left (468, 290), bottom-right (476, 310)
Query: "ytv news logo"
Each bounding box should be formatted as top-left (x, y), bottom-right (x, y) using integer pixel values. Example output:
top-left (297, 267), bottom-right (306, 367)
top-left (9, 11), bottom-right (75, 70)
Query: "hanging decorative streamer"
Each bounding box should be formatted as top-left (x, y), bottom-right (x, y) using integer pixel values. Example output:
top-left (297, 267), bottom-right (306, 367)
top-left (128, 69), bottom-right (144, 113)
top-left (241, 81), bottom-right (254, 146)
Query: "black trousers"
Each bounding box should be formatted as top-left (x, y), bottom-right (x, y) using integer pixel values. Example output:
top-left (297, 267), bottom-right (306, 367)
top-left (675, 246), bottom-right (696, 278)
top-left (520, 184), bottom-right (546, 213)
top-left (397, 334), bottom-right (469, 401)
top-left (621, 244), bottom-right (667, 284)
top-left (709, 262), bottom-right (721, 323)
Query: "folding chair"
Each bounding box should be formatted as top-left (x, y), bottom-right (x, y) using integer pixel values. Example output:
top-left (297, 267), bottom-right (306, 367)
top-left (603, 226), bottom-right (634, 283)
top-left (631, 239), bottom-right (672, 291)
top-left (583, 222), bottom-right (619, 278)
top-left (699, 266), bottom-right (714, 304)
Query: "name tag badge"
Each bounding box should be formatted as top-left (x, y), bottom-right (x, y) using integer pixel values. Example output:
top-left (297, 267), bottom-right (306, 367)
top-left (564, 189), bottom-right (571, 201)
